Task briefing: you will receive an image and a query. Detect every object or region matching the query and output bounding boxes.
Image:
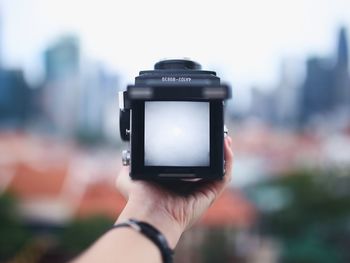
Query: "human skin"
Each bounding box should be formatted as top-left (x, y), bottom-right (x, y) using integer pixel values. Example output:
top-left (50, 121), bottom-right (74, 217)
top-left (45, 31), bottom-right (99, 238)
top-left (73, 136), bottom-right (233, 263)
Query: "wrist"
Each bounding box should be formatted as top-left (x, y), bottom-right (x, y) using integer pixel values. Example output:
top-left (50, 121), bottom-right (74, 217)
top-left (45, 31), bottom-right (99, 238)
top-left (116, 198), bottom-right (184, 248)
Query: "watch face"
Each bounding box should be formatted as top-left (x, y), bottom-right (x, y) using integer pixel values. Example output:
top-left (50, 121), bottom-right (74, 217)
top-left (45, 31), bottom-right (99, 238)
top-left (144, 101), bottom-right (210, 167)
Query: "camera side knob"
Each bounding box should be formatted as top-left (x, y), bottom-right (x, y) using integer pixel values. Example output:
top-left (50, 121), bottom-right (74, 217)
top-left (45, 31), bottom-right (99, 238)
top-left (119, 109), bottom-right (130, 141)
top-left (122, 150), bottom-right (131, 166)
top-left (119, 91), bottom-right (130, 141)
top-left (224, 125), bottom-right (228, 137)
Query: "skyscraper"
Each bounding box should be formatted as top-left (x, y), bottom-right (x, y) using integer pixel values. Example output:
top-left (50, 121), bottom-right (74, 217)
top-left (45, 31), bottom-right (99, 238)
top-left (333, 27), bottom-right (350, 109)
top-left (42, 35), bottom-right (119, 142)
top-left (300, 57), bottom-right (333, 124)
top-left (337, 27), bottom-right (348, 69)
top-left (299, 27), bottom-right (350, 126)
top-left (43, 35), bottom-right (81, 135)
top-left (44, 35), bottom-right (80, 81)
top-left (0, 7), bottom-right (3, 67)
top-left (0, 69), bottom-right (30, 126)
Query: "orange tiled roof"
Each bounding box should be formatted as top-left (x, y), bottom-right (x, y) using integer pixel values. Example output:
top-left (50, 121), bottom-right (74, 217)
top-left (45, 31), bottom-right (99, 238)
top-left (8, 162), bottom-right (68, 198)
top-left (200, 190), bottom-right (256, 228)
top-left (75, 182), bottom-right (126, 219)
top-left (0, 132), bottom-right (264, 227)
top-left (76, 184), bottom-right (255, 227)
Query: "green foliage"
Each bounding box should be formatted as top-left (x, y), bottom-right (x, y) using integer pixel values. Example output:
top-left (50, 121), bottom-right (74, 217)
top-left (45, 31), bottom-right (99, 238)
top-left (0, 192), bottom-right (116, 260)
top-left (248, 169), bottom-right (350, 263)
top-left (0, 192), bottom-right (30, 260)
top-left (201, 228), bottom-right (240, 263)
top-left (283, 234), bottom-right (343, 263)
top-left (58, 215), bottom-right (114, 255)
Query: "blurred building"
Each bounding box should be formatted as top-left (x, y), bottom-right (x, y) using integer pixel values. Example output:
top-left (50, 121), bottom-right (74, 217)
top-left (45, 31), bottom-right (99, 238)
top-left (0, 68), bottom-right (32, 127)
top-left (45, 36), bottom-right (80, 81)
top-left (249, 27), bottom-right (350, 131)
top-left (77, 62), bottom-right (119, 142)
top-left (0, 10), bottom-right (33, 128)
top-left (299, 57), bottom-right (333, 123)
top-left (0, 8), bottom-right (3, 67)
top-left (273, 60), bottom-right (300, 127)
top-left (299, 27), bottom-right (350, 127)
top-left (250, 86), bottom-right (275, 123)
top-left (43, 35), bottom-right (119, 142)
top-left (333, 27), bottom-right (350, 117)
top-left (43, 35), bottom-right (81, 135)
top-left (0, 11), bottom-right (42, 128)
top-left (250, 59), bottom-right (300, 128)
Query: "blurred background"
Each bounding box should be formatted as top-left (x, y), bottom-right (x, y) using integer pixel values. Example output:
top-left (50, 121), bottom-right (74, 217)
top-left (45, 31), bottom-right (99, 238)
top-left (0, 0), bottom-right (350, 262)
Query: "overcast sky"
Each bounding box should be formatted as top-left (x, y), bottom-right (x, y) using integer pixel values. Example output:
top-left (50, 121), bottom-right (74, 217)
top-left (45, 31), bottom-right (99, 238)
top-left (1, 0), bottom-right (350, 108)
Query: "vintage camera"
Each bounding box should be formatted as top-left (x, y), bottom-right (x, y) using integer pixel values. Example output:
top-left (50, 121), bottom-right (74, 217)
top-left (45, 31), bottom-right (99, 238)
top-left (119, 59), bottom-right (231, 181)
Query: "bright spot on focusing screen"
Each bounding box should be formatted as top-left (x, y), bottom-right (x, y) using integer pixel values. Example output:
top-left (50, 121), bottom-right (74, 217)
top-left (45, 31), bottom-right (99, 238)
top-left (145, 101), bottom-right (209, 166)
top-left (173, 127), bottom-right (183, 137)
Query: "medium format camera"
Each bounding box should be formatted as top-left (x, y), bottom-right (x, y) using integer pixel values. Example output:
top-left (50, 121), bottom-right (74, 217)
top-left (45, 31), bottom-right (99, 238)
top-left (119, 59), bottom-right (231, 181)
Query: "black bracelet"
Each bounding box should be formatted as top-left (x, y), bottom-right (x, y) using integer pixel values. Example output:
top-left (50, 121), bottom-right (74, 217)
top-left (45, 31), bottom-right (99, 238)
top-left (112, 219), bottom-right (174, 263)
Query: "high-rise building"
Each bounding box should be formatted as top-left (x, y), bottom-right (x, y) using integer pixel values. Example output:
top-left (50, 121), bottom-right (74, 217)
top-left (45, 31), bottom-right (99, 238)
top-left (0, 8), bottom-right (34, 127)
top-left (43, 35), bottom-right (119, 142)
top-left (337, 27), bottom-right (348, 68)
top-left (273, 60), bottom-right (300, 127)
top-left (43, 35), bottom-right (81, 135)
top-left (0, 69), bottom-right (30, 126)
top-left (249, 60), bottom-right (301, 128)
top-left (77, 62), bottom-right (119, 142)
top-left (299, 27), bottom-right (350, 126)
top-left (0, 7), bottom-right (3, 67)
top-left (44, 35), bottom-right (80, 80)
top-left (299, 57), bottom-right (333, 124)
top-left (333, 27), bottom-right (350, 110)
top-left (250, 86), bottom-right (276, 123)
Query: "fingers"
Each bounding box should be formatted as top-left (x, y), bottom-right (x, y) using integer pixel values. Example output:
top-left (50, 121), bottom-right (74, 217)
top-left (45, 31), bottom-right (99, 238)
top-left (116, 136), bottom-right (234, 200)
top-left (224, 136), bottom-right (233, 183)
top-left (202, 136), bottom-right (233, 198)
top-left (115, 166), bottom-right (131, 199)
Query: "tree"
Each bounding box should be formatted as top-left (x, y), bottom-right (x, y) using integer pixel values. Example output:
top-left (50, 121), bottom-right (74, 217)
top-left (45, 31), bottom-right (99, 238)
top-left (247, 170), bottom-right (350, 263)
top-left (0, 192), bottom-right (30, 260)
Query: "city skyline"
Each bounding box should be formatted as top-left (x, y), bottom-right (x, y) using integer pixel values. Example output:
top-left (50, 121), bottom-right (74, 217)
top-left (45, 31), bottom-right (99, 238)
top-left (1, 26), bottom-right (349, 133)
top-left (1, 0), bottom-right (350, 102)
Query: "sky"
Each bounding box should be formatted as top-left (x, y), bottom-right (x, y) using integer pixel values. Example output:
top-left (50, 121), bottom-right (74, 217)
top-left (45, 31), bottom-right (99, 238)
top-left (1, 0), bottom-right (350, 108)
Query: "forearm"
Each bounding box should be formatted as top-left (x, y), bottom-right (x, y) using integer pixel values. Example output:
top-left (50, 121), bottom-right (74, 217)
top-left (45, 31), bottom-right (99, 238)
top-left (73, 200), bottom-right (184, 263)
top-left (74, 136), bottom-right (233, 263)
top-left (73, 227), bottom-right (161, 263)
top-left (116, 199), bottom-right (184, 249)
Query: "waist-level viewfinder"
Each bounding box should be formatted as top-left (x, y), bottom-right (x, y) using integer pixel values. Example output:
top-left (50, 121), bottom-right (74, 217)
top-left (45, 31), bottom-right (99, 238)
top-left (119, 59), bottom-right (231, 181)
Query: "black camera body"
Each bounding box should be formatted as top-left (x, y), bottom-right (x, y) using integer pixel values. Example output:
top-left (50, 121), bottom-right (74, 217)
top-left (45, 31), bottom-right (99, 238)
top-left (119, 59), bottom-right (231, 181)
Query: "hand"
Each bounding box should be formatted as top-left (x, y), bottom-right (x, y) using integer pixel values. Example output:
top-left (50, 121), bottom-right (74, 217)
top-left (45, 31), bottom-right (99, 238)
top-left (115, 136), bottom-right (233, 248)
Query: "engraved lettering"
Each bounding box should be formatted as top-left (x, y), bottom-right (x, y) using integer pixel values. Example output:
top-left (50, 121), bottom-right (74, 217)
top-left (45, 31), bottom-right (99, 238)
top-left (161, 77), bottom-right (192, 82)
